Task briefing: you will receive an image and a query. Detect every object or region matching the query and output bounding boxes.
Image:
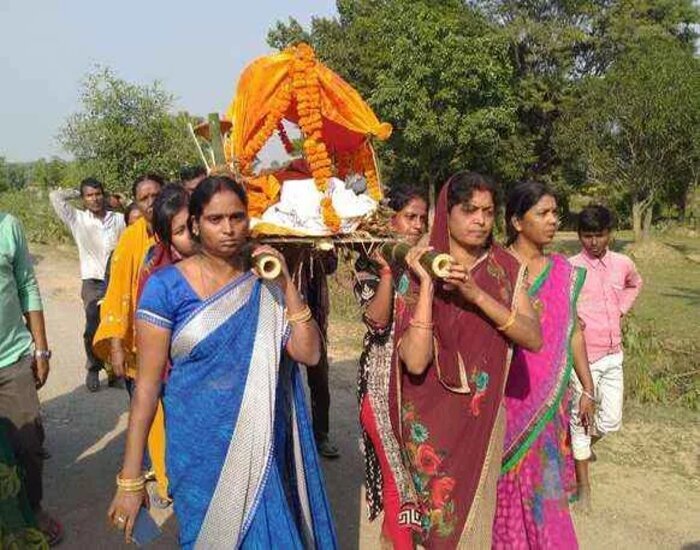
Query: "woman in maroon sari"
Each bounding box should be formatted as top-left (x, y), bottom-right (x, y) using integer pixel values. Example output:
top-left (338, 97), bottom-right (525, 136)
top-left (394, 172), bottom-right (542, 548)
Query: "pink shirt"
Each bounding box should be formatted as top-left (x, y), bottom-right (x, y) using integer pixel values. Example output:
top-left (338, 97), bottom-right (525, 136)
top-left (570, 249), bottom-right (643, 363)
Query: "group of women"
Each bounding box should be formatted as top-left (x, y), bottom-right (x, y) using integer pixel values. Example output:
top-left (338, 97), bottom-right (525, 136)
top-left (106, 170), bottom-right (596, 549)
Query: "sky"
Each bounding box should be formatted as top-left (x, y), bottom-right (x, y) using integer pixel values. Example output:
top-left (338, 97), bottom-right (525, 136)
top-left (0, 0), bottom-right (337, 162)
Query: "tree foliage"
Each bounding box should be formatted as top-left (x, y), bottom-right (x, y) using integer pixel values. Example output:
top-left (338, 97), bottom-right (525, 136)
top-left (269, 0), bottom-right (699, 237)
top-left (269, 0), bottom-right (523, 189)
top-left (59, 67), bottom-right (199, 195)
top-left (556, 37), bottom-right (700, 240)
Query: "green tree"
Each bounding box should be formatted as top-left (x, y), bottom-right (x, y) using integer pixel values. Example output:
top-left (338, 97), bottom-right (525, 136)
top-left (5, 163), bottom-right (30, 189)
top-left (269, 0), bottom-right (522, 190)
top-left (59, 67), bottom-right (200, 195)
top-left (32, 157), bottom-right (68, 189)
top-left (556, 37), bottom-right (700, 240)
top-left (473, 0), bottom-right (698, 199)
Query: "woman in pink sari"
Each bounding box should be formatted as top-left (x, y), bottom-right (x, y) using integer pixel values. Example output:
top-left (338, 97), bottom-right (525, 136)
top-left (393, 172), bottom-right (542, 549)
top-left (493, 181), bottom-right (595, 549)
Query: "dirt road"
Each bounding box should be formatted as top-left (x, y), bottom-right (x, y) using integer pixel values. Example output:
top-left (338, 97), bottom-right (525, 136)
top-left (31, 244), bottom-right (699, 549)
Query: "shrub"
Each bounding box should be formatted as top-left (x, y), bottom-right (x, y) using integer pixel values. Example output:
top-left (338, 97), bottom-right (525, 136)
top-left (0, 188), bottom-right (71, 244)
top-left (622, 314), bottom-right (699, 410)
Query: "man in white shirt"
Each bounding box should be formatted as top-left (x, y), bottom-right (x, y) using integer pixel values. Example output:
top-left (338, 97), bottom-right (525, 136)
top-left (50, 178), bottom-right (125, 391)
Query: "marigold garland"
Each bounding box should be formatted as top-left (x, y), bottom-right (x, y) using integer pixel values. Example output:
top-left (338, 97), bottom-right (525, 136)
top-left (229, 43), bottom-right (389, 234)
top-left (292, 43), bottom-right (342, 231)
top-left (321, 197), bottom-right (341, 233)
top-left (358, 143), bottom-right (383, 201)
top-left (239, 82), bottom-right (292, 175)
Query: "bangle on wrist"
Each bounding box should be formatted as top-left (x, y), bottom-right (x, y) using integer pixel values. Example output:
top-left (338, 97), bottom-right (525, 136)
top-left (581, 389), bottom-right (596, 401)
top-left (379, 266), bottom-right (392, 278)
top-left (287, 305), bottom-right (313, 324)
top-left (497, 308), bottom-right (517, 332)
top-left (116, 472), bottom-right (146, 492)
top-left (409, 318), bottom-right (433, 331)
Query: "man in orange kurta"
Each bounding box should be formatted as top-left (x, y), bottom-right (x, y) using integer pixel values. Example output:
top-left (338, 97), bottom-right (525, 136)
top-left (93, 176), bottom-right (169, 503)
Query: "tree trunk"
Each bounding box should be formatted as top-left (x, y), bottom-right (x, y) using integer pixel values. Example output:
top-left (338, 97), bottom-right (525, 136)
top-left (632, 199), bottom-right (643, 242)
top-left (642, 204), bottom-right (653, 239)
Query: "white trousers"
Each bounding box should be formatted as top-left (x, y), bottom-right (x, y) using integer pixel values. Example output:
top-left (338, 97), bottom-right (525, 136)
top-left (570, 351), bottom-right (624, 460)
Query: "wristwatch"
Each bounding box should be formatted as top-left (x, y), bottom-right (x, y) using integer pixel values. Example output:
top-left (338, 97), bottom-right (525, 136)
top-left (34, 350), bottom-right (52, 360)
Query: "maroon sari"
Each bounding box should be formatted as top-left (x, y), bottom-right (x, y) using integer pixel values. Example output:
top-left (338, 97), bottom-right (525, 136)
top-left (391, 181), bottom-right (525, 548)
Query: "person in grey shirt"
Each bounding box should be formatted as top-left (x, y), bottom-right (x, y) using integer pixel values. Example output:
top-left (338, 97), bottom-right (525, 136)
top-left (50, 178), bottom-right (125, 391)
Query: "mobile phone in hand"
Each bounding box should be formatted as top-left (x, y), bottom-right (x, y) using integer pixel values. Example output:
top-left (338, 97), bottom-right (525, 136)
top-left (131, 507), bottom-right (161, 547)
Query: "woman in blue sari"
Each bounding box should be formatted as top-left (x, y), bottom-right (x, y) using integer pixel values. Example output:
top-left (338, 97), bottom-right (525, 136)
top-left (108, 175), bottom-right (337, 549)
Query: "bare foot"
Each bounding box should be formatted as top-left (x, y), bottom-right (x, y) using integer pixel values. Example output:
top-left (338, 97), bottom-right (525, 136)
top-left (575, 484), bottom-right (592, 514)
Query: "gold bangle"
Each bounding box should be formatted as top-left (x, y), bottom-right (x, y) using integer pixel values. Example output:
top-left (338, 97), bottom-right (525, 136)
top-left (116, 473), bottom-right (146, 492)
top-left (287, 305), bottom-right (313, 324)
top-left (497, 309), bottom-right (517, 332)
top-left (290, 312), bottom-right (313, 325)
top-left (409, 318), bottom-right (433, 330)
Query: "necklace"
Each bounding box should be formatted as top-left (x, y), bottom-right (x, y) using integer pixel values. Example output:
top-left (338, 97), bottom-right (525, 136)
top-left (508, 245), bottom-right (548, 285)
top-left (197, 254), bottom-right (242, 299)
top-left (197, 255), bottom-right (211, 299)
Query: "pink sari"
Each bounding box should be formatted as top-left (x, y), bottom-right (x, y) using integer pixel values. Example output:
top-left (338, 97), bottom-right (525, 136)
top-left (493, 254), bottom-right (585, 549)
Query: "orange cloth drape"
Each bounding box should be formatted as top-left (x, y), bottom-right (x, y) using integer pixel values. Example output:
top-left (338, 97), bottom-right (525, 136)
top-left (225, 43), bottom-right (392, 233)
top-left (226, 47), bottom-right (391, 163)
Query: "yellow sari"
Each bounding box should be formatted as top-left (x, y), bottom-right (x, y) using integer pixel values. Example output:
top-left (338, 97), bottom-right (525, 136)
top-left (93, 216), bottom-right (168, 500)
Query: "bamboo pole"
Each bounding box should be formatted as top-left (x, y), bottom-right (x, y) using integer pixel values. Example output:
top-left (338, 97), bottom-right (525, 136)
top-left (379, 241), bottom-right (453, 279)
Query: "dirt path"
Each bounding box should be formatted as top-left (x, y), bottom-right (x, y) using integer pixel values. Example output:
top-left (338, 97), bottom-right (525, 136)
top-left (31, 244), bottom-right (699, 549)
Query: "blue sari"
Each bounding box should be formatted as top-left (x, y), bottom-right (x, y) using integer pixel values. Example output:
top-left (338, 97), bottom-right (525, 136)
top-left (137, 267), bottom-right (337, 549)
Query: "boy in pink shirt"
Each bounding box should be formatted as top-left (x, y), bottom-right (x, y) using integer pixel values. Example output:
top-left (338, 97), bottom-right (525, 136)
top-left (569, 205), bottom-right (642, 506)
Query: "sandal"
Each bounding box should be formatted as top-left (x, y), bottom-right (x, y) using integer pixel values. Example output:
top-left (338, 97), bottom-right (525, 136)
top-left (85, 370), bottom-right (100, 393)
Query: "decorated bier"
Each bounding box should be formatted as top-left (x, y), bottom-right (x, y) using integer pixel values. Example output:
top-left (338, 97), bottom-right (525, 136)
top-left (226, 43), bottom-right (393, 239)
top-left (193, 44), bottom-right (417, 273)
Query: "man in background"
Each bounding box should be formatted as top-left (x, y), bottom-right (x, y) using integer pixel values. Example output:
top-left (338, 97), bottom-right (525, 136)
top-left (569, 204), bottom-right (643, 506)
top-left (179, 165), bottom-right (207, 196)
top-left (50, 178), bottom-right (125, 392)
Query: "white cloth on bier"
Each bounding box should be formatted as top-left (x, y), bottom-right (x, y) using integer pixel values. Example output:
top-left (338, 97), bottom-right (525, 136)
top-left (255, 177), bottom-right (376, 235)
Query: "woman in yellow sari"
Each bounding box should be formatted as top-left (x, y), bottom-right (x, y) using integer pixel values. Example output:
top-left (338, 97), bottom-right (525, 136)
top-left (93, 175), bottom-right (169, 505)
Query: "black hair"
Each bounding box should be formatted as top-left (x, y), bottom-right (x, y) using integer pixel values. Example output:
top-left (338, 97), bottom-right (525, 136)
top-left (123, 202), bottom-right (140, 226)
top-left (386, 184), bottom-right (428, 213)
top-left (446, 171), bottom-right (500, 212)
top-left (153, 184), bottom-right (190, 248)
top-left (79, 177), bottom-right (103, 196)
top-left (131, 173), bottom-right (165, 200)
top-left (578, 204), bottom-right (616, 233)
top-left (505, 180), bottom-right (555, 245)
top-left (179, 165), bottom-right (207, 182)
top-left (188, 175), bottom-right (248, 238)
